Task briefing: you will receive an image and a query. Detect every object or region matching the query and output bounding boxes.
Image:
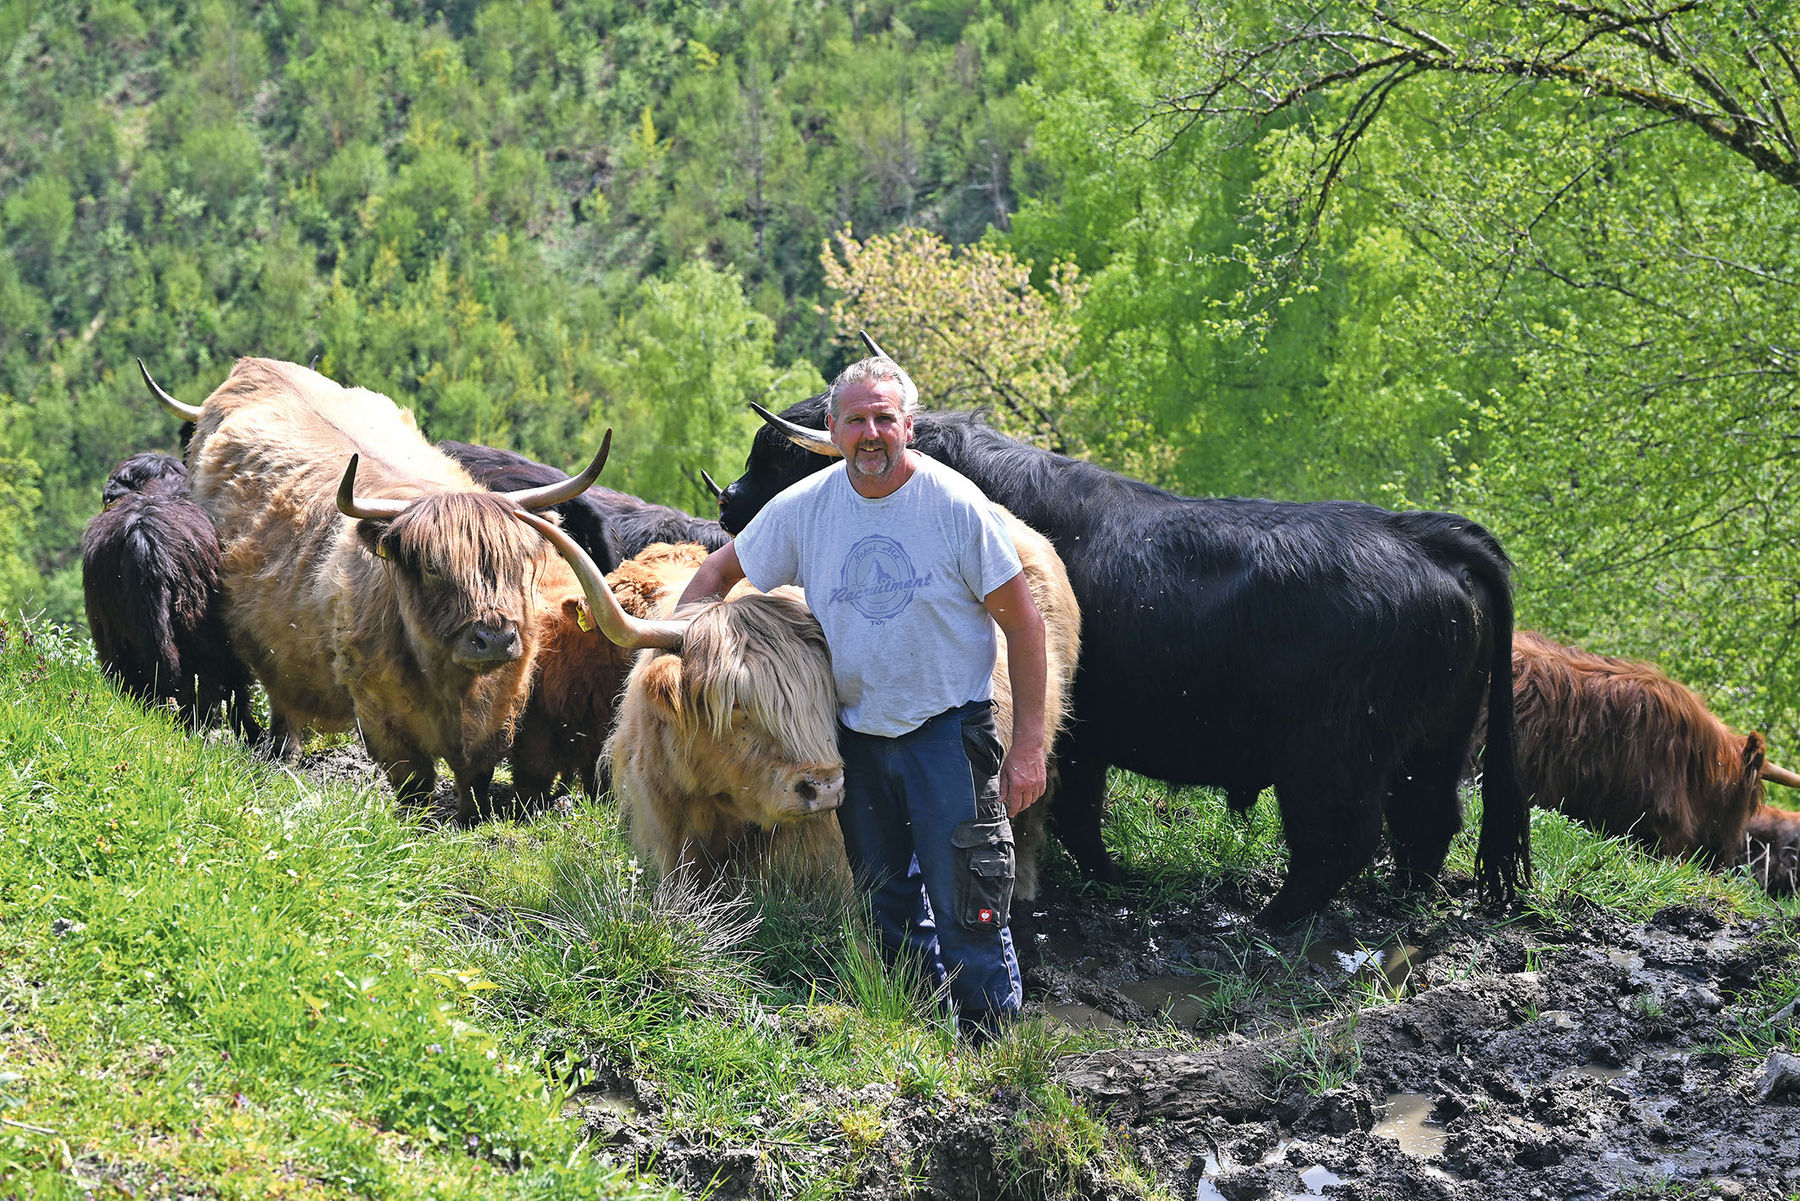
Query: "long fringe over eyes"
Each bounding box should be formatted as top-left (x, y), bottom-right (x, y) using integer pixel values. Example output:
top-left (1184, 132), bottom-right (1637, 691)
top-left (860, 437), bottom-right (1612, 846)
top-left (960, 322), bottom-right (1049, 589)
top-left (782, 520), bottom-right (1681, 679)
top-left (678, 594), bottom-right (839, 766)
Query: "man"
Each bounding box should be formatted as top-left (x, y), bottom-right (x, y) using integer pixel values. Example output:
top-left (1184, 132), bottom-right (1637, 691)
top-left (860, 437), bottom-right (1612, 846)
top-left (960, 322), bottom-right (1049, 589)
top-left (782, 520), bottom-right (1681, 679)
top-left (679, 355), bottom-right (1048, 1036)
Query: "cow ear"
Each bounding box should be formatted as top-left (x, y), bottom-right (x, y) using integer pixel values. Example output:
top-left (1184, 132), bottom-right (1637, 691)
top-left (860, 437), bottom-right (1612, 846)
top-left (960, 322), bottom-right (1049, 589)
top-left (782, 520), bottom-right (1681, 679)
top-left (1744, 730), bottom-right (1768, 776)
top-left (638, 654), bottom-right (685, 722)
top-left (561, 596), bottom-right (593, 633)
top-left (355, 519), bottom-right (394, 561)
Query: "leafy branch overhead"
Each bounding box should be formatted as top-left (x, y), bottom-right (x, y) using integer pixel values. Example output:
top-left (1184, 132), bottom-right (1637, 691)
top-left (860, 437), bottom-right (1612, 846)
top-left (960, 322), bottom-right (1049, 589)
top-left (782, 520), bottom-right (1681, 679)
top-left (1153, 0), bottom-right (1800, 245)
top-left (820, 227), bottom-right (1089, 454)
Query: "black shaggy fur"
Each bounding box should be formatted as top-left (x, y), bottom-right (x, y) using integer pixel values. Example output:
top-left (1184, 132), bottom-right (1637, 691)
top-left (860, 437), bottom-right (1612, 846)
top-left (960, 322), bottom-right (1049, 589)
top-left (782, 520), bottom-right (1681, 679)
top-left (718, 398), bottom-right (1528, 926)
top-left (440, 440), bottom-right (729, 573)
top-left (82, 453), bottom-right (261, 740)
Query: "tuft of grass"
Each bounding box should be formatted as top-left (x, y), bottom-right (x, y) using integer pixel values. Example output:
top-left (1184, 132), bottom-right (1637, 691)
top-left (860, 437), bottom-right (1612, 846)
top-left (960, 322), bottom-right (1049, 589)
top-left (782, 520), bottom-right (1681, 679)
top-left (1715, 926), bottom-right (1800, 1056)
top-left (1267, 1008), bottom-right (1363, 1097)
top-left (1095, 774), bottom-right (1285, 905)
top-left (1512, 808), bottom-right (1784, 924)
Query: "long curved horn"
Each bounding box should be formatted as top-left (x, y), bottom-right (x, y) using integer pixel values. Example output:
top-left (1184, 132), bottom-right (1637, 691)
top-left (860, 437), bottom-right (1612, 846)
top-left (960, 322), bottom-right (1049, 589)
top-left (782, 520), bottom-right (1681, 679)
top-left (335, 454), bottom-right (412, 520)
top-left (699, 468), bottom-right (723, 499)
top-left (497, 430), bottom-right (612, 510)
top-left (514, 510), bottom-right (688, 650)
top-left (138, 359), bottom-right (203, 421)
top-left (858, 329), bottom-right (891, 360)
top-left (749, 401), bottom-right (841, 458)
top-left (1763, 761), bottom-right (1800, 789)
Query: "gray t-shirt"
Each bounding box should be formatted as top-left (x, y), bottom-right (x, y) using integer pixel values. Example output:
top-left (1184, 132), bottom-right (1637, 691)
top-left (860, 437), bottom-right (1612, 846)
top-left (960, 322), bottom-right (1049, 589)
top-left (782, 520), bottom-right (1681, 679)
top-left (734, 453), bottom-right (1023, 737)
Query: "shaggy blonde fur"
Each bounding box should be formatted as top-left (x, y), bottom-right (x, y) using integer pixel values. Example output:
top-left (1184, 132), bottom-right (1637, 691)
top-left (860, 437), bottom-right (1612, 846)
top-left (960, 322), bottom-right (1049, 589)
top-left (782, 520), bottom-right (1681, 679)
top-left (604, 506), bottom-right (1080, 900)
top-left (184, 357), bottom-right (556, 820)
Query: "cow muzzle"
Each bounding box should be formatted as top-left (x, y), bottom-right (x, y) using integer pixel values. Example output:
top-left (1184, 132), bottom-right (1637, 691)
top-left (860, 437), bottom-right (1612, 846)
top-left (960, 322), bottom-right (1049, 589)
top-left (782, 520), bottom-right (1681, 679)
top-left (786, 770), bottom-right (845, 817)
top-left (453, 619), bottom-right (523, 668)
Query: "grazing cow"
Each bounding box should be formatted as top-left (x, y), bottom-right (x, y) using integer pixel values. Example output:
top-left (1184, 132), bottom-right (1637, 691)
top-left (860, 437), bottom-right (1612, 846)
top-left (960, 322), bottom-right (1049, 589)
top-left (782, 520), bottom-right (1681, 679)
top-left (440, 440), bottom-right (729, 574)
top-left (1506, 630), bottom-right (1800, 881)
top-left (81, 452), bottom-right (262, 741)
top-left (715, 395), bottom-right (1527, 926)
top-left (142, 357), bottom-right (607, 823)
top-left (520, 508), bottom-right (1080, 900)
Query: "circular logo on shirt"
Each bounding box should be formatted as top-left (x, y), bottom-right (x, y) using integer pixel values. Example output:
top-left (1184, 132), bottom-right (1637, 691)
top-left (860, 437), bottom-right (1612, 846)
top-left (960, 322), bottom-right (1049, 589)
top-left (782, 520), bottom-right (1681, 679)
top-left (832, 535), bottom-right (932, 622)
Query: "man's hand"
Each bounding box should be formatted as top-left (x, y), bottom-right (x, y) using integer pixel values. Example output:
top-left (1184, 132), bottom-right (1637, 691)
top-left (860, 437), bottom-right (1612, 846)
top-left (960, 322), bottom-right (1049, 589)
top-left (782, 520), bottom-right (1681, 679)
top-left (1000, 740), bottom-right (1047, 818)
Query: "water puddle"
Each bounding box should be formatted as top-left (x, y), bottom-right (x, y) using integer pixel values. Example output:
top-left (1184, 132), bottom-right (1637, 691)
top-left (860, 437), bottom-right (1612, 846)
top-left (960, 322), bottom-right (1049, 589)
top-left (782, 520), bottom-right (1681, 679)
top-left (1046, 1001), bottom-right (1123, 1031)
top-left (1296, 1163), bottom-right (1344, 1195)
top-left (1116, 976), bottom-right (1218, 1029)
top-left (1304, 939), bottom-right (1426, 994)
top-left (1572, 1062), bottom-right (1631, 1082)
top-left (1374, 1092), bottom-right (1449, 1158)
top-left (1193, 1147), bottom-right (1346, 1199)
top-left (1606, 948), bottom-right (1645, 972)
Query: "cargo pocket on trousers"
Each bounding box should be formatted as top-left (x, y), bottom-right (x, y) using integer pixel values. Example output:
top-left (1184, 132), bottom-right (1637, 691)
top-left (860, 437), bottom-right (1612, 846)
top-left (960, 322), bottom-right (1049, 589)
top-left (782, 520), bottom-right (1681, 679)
top-left (951, 817), bottom-right (1015, 933)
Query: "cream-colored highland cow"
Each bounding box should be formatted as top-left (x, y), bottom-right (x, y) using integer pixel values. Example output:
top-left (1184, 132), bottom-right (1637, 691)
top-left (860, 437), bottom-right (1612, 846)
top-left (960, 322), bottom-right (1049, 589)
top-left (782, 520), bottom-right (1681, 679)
top-left (519, 509), bottom-right (1080, 898)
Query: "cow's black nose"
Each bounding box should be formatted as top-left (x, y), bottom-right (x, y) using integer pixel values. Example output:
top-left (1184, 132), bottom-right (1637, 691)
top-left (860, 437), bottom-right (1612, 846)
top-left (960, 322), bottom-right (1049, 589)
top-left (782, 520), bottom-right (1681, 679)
top-left (457, 620), bottom-right (522, 665)
top-left (797, 781), bottom-right (817, 803)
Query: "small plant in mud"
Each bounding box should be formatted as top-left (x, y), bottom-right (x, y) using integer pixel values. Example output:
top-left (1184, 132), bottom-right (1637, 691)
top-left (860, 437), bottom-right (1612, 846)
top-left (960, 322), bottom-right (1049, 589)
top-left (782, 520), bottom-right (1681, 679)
top-left (836, 1104), bottom-right (887, 1150)
top-left (1267, 1009), bottom-right (1363, 1095)
top-left (1715, 928), bottom-right (1800, 1055)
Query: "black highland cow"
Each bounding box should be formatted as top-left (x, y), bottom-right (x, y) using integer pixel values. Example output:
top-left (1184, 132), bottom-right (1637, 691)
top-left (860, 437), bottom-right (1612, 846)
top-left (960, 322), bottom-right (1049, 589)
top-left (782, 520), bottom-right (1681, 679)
top-left (82, 452), bottom-right (262, 740)
top-left (440, 440), bottom-right (728, 574)
top-left (718, 397), bottom-right (1529, 926)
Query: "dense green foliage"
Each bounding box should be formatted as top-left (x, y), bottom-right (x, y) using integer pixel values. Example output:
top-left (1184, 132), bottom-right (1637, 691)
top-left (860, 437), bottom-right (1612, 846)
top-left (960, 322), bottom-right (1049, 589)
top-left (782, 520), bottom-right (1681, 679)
top-left (6, 0), bottom-right (1800, 743)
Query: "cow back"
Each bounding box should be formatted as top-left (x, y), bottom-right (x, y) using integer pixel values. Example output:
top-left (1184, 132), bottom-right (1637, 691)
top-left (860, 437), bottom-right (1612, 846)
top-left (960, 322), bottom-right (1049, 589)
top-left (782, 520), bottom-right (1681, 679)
top-left (1512, 630), bottom-right (1763, 862)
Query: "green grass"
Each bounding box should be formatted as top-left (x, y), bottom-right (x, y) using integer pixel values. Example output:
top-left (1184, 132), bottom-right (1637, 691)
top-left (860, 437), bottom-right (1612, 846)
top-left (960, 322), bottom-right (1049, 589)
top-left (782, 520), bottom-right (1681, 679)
top-left (7, 612), bottom-right (1799, 1200)
top-left (0, 618), bottom-right (666, 1199)
top-left (0, 617), bottom-right (1149, 1199)
top-left (1095, 776), bottom-right (1287, 906)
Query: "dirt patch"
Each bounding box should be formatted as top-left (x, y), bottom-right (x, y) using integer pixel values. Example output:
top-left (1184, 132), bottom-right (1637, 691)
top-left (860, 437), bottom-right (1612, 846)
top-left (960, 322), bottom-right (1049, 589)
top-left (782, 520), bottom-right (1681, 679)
top-left (288, 743), bottom-right (1800, 1199)
top-left (1033, 890), bottom-right (1800, 1201)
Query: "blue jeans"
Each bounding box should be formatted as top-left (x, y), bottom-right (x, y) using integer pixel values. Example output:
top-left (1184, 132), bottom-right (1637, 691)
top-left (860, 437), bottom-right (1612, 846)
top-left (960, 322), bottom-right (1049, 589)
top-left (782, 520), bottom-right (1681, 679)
top-left (837, 700), bottom-right (1022, 1021)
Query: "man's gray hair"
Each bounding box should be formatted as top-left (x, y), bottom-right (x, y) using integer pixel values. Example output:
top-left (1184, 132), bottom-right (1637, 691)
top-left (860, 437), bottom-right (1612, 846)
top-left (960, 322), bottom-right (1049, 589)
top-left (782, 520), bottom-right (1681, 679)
top-left (827, 355), bottom-right (919, 421)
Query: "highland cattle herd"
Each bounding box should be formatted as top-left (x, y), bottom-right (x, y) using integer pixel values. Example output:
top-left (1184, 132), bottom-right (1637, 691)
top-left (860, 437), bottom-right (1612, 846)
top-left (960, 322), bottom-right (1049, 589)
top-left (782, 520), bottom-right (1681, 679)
top-left (76, 354), bottom-right (1800, 927)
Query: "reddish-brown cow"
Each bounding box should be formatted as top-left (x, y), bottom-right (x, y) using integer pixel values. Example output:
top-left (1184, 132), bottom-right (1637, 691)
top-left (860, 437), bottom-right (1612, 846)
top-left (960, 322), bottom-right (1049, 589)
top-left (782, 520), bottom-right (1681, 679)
top-left (144, 357), bottom-right (604, 822)
top-left (503, 551), bottom-right (636, 810)
top-left (1510, 630), bottom-right (1800, 877)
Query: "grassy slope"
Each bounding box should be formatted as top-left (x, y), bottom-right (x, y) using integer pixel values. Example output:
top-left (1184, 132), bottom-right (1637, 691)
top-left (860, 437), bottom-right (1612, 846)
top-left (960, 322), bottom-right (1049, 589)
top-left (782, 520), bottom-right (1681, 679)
top-left (2, 614), bottom-right (1795, 1199)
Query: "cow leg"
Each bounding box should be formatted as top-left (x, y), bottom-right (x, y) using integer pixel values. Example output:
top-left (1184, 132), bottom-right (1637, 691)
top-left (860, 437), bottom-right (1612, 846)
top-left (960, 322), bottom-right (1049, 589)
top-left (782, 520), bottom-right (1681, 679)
top-left (1384, 740), bottom-right (1470, 893)
top-left (262, 710), bottom-right (305, 760)
top-left (454, 766), bottom-right (498, 826)
top-left (362, 726), bottom-right (437, 809)
top-left (1050, 743), bottom-right (1119, 883)
top-left (1258, 772), bottom-right (1384, 928)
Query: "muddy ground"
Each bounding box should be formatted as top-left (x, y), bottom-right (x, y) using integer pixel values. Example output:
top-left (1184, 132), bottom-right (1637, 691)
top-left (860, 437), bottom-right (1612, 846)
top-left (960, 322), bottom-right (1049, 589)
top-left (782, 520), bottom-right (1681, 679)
top-left (297, 744), bottom-right (1800, 1200)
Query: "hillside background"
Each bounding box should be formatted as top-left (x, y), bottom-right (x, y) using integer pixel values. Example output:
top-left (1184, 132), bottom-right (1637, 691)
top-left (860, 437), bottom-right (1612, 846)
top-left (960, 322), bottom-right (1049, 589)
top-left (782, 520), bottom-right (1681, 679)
top-left (4, 0), bottom-right (1798, 743)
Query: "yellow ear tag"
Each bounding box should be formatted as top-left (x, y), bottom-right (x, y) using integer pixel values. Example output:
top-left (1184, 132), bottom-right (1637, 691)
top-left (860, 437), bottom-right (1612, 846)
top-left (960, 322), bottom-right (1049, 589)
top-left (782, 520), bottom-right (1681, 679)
top-left (376, 543), bottom-right (389, 560)
top-left (576, 604), bottom-right (594, 633)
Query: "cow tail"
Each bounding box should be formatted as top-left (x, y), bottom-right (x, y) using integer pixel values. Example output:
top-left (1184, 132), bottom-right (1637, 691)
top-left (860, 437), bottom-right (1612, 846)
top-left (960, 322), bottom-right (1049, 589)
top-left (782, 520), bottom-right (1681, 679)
top-left (1472, 550), bottom-right (1531, 904)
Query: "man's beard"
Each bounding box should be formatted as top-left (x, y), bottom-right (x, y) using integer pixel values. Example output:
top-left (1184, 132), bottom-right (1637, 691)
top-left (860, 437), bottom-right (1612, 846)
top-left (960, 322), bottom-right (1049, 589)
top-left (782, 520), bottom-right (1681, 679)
top-left (850, 445), bottom-right (893, 478)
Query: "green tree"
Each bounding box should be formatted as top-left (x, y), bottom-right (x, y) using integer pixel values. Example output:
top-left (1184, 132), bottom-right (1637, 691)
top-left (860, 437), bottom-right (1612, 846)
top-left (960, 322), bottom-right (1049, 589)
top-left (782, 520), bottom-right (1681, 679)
top-left (819, 226), bottom-right (1103, 458)
top-left (590, 259), bottom-right (823, 510)
top-left (1138, 0), bottom-right (1800, 738)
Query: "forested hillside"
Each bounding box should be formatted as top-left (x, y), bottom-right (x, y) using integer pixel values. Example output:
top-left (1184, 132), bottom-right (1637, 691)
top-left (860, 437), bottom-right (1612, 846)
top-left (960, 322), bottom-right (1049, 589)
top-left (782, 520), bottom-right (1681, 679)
top-left (5, 0), bottom-right (1799, 743)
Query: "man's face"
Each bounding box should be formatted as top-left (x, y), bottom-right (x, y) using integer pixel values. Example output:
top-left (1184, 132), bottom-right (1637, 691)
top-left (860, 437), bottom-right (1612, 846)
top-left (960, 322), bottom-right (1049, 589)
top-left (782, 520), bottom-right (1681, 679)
top-left (828, 379), bottom-right (914, 486)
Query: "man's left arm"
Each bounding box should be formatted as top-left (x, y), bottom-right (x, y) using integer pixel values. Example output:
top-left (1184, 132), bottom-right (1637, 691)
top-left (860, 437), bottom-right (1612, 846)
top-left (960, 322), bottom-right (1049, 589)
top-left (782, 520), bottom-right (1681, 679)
top-left (984, 571), bottom-right (1048, 818)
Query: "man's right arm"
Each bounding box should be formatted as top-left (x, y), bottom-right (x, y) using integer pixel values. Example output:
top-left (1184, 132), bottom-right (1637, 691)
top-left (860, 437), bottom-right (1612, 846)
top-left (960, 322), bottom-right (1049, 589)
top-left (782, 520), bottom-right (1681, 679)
top-left (678, 541), bottom-right (747, 607)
